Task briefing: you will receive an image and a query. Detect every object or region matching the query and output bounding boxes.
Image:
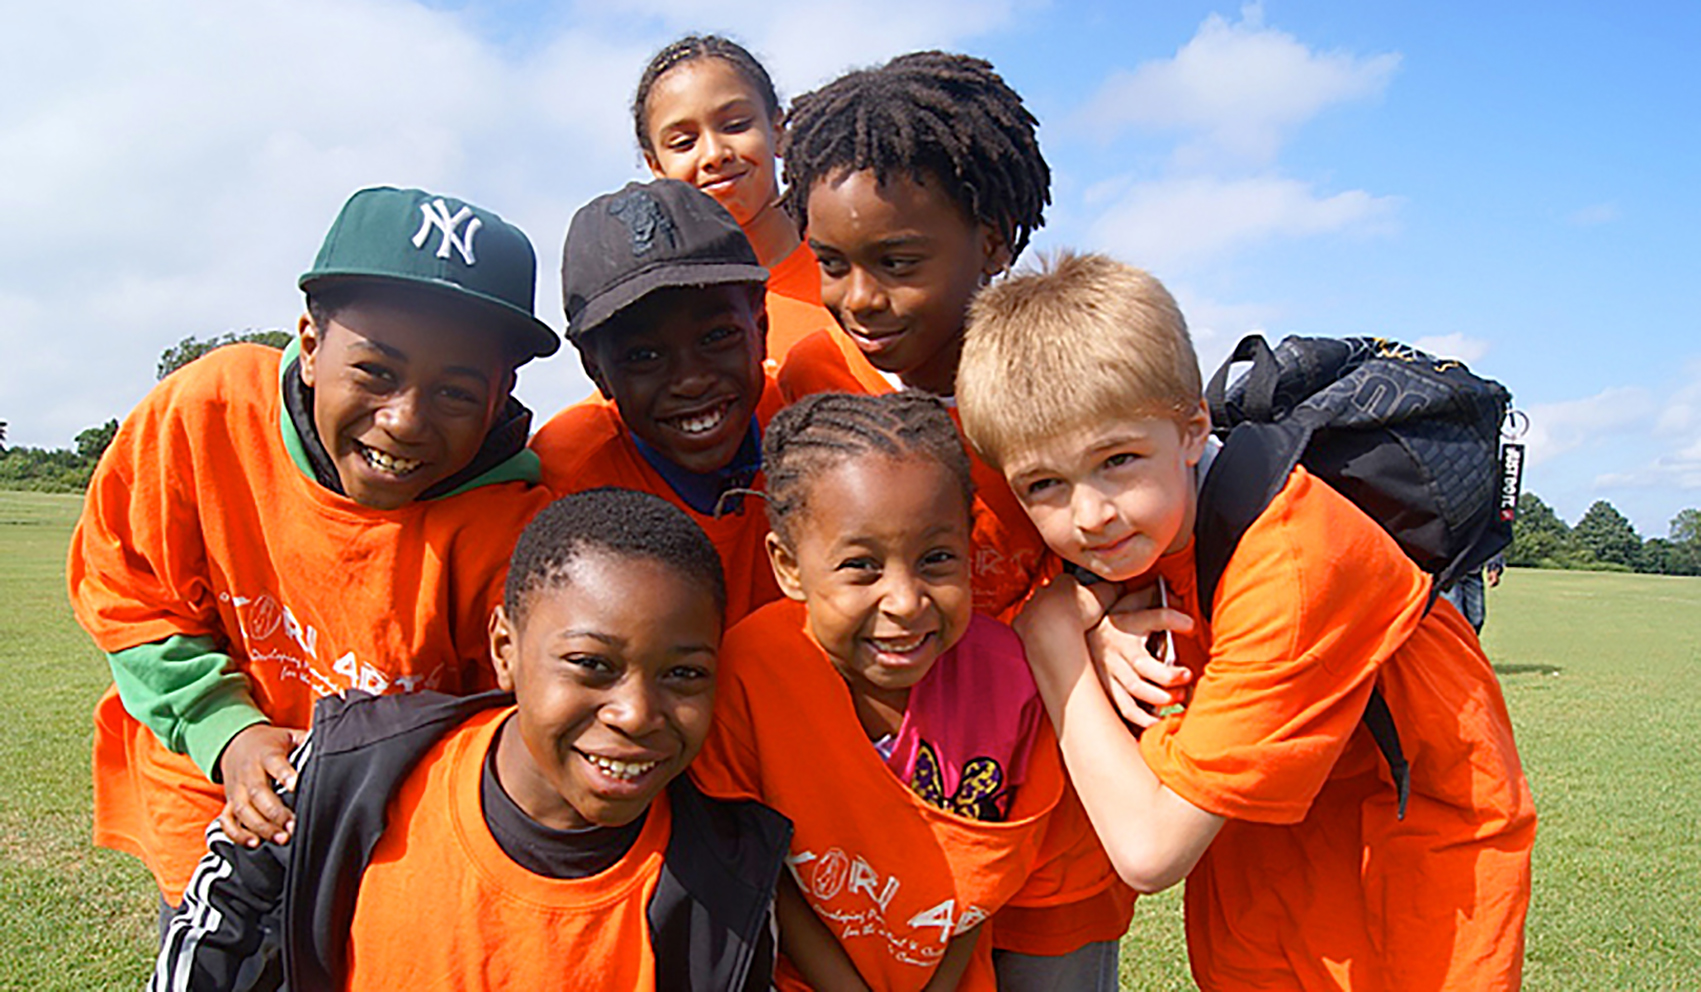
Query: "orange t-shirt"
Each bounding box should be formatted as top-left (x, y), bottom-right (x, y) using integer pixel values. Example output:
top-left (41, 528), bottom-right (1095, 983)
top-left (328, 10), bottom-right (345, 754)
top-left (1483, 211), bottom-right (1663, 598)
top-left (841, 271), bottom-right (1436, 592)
top-left (691, 599), bottom-right (1065, 991)
top-left (1139, 466), bottom-right (1536, 991)
top-left (68, 344), bottom-right (550, 902)
top-left (776, 329), bottom-right (1051, 622)
top-left (346, 706), bottom-right (668, 989)
top-left (529, 379), bottom-right (786, 627)
top-left (762, 242), bottom-right (833, 369)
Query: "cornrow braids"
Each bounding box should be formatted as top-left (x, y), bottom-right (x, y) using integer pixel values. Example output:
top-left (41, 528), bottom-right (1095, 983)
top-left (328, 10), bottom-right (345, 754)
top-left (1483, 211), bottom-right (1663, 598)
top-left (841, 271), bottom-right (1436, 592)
top-left (762, 391), bottom-right (974, 545)
top-left (633, 34), bottom-right (781, 154)
top-left (505, 488), bottom-right (727, 623)
top-left (780, 50), bottom-right (1050, 261)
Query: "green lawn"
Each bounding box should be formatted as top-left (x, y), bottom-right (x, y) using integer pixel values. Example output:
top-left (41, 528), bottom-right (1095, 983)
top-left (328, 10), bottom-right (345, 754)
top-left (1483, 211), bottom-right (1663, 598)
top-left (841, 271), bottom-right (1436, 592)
top-left (2, 489), bottom-right (1697, 988)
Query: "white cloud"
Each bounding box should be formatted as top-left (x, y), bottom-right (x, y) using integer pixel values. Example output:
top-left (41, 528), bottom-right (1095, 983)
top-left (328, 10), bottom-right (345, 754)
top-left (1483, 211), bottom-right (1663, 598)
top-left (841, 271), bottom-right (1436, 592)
top-left (1412, 333), bottom-right (1490, 364)
top-left (1, 0), bottom-right (1016, 448)
top-left (1567, 202), bottom-right (1621, 227)
top-left (1081, 3), bottom-right (1399, 163)
top-left (1085, 175), bottom-right (1400, 273)
top-left (1521, 387), bottom-right (1657, 467)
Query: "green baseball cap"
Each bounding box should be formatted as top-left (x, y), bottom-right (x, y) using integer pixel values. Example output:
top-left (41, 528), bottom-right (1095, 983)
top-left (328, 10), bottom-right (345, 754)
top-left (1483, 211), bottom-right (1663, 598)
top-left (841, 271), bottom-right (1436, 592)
top-left (300, 186), bottom-right (559, 360)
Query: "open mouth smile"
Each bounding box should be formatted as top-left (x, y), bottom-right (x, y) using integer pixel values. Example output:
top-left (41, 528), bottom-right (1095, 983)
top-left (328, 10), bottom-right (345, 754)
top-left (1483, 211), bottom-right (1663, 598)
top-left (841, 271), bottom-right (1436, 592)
top-left (581, 751), bottom-right (662, 782)
top-left (663, 399), bottom-right (735, 438)
top-left (357, 441), bottom-right (423, 477)
top-left (865, 631), bottom-right (937, 667)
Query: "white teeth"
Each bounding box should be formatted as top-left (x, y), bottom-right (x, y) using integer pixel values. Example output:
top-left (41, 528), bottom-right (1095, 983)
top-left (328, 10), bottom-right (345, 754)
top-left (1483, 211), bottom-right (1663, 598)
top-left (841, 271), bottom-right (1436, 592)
top-left (871, 634), bottom-right (928, 653)
top-left (360, 445), bottom-right (422, 476)
top-left (585, 754), bottom-right (659, 781)
top-left (674, 407), bottom-right (727, 435)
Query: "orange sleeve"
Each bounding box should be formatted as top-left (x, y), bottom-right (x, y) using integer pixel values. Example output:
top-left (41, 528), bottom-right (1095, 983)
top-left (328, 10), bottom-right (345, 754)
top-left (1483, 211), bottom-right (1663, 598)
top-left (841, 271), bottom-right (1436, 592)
top-left (68, 356), bottom-right (249, 652)
top-left (776, 329), bottom-right (890, 402)
top-left (1140, 468), bottom-right (1431, 824)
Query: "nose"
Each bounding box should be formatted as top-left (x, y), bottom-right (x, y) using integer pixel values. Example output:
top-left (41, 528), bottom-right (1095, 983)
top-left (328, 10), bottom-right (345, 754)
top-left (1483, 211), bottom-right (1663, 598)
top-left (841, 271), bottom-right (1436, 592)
top-left (667, 356), bottom-right (717, 399)
top-left (878, 566), bottom-right (926, 622)
top-left (1071, 483), bottom-right (1118, 535)
top-left (700, 130), bottom-right (734, 168)
top-left (603, 675), bottom-right (665, 737)
top-left (374, 388), bottom-right (429, 443)
top-left (841, 266), bottom-right (888, 317)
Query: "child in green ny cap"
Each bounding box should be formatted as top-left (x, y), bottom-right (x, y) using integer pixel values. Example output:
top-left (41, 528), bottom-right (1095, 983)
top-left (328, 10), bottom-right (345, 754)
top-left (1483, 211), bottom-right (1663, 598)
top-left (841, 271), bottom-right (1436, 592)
top-left (69, 185), bottom-right (559, 932)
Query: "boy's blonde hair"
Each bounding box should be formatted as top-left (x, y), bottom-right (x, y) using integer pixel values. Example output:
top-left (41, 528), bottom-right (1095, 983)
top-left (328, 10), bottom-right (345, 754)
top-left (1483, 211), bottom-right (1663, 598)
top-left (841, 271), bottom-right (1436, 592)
top-left (958, 251), bottom-right (1202, 468)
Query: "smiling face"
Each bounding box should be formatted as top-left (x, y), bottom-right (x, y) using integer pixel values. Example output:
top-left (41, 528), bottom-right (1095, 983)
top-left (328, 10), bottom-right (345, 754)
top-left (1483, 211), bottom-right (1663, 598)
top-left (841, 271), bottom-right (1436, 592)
top-left (580, 283), bottom-right (767, 475)
top-left (1003, 407), bottom-right (1211, 582)
top-left (806, 169), bottom-right (1009, 396)
top-left (489, 549), bottom-right (721, 831)
top-left (643, 58), bottom-right (783, 232)
top-left (767, 452), bottom-right (974, 718)
top-left (298, 292), bottom-right (515, 510)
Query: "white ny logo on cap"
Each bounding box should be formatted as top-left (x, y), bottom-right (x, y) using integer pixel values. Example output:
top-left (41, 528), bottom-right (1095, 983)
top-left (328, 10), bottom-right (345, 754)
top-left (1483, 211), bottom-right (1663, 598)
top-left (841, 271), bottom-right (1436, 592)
top-left (412, 198), bottom-right (483, 265)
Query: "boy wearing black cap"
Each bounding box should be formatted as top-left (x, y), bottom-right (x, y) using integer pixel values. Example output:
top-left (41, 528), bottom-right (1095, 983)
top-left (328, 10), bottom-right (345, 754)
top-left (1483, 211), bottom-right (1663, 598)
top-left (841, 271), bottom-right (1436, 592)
top-left (531, 178), bottom-right (784, 625)
top-left (69, 186), bottom-right (558, 923)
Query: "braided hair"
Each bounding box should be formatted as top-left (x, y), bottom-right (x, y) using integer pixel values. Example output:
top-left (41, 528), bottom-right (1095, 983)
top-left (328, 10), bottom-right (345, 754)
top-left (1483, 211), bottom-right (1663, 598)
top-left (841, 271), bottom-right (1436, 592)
top-left (780, 50), bottom-right (1050, 261)
top-left (763, 392), bottom-right (975, 546)
top-left (633, 34), bottom-right (781, 155)
top-left (505, 487), bottom-right (727, 623)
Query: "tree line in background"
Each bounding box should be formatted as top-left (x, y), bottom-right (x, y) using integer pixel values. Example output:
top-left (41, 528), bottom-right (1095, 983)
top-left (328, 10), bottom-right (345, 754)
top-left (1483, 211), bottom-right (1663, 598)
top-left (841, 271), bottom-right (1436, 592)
top-left (1510, 493), bottom-right (1701, 576)
top-left (6, 330), bottom-right (1701, 577)
top-left (0, 330), bottom-right (290, 492)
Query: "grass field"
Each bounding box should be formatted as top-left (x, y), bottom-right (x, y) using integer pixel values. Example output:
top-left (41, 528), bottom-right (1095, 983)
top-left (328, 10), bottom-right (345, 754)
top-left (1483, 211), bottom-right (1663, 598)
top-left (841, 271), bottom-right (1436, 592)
top-left (2, 488), bottom-right (1698, 989)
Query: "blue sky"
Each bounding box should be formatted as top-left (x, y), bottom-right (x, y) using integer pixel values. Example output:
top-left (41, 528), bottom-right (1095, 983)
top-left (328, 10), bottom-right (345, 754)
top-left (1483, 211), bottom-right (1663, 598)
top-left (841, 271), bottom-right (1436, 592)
top-left (4, 1), bottom-right (1697, 536)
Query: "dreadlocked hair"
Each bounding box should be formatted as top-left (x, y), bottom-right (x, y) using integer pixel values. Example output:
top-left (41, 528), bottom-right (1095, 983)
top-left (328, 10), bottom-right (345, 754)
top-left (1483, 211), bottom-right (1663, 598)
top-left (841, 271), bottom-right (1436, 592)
top-left (505, 487), bottom-right (727, 624)
top-left (633, 34), bottom-right (781, 154)
top-left (762, 391), bottom-right (975, 546)
top-left (780, 50), bottom-right (1050, 261)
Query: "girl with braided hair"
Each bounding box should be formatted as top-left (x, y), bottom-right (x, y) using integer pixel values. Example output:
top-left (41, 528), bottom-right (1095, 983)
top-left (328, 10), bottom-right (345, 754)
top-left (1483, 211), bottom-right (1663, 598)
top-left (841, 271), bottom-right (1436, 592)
top-left (633, 34), bottom-right (834, 364)
top-left (773, 54), bottom-right (1130, 989)
top-left (689, 391), bottom-right (1063, 991)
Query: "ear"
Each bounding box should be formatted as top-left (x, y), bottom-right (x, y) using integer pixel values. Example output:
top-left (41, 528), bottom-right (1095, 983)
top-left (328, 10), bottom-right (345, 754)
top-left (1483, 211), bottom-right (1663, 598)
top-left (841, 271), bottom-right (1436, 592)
top-left (752, 298), bottom-right (770, 368)
top-left (765, 531), bottom-right (807, 602)
top-left (979, 223), bottom-right (1013, 281)
top-left (579, 346), bottom-right (613, 400)
top-left (297, 313), bottom-right (321, 388)
top-left (1180, 399), bottom-right (1211, 467)
top-left (643, 150), bottom-right (664, 178)
top-left (488, 604), bottom-right (519, 693)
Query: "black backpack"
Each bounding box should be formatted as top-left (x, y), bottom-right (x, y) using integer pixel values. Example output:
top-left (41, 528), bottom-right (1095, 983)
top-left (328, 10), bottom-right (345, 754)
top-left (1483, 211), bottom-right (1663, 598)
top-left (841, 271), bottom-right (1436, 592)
top-left (1196, 334), bottom-right (1515, 817)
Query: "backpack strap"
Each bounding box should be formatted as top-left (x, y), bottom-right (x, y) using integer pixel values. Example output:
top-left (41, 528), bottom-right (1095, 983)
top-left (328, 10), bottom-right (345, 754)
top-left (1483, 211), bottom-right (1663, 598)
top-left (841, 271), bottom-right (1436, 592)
top-left (1195, 421), bottom-right (1412, 820)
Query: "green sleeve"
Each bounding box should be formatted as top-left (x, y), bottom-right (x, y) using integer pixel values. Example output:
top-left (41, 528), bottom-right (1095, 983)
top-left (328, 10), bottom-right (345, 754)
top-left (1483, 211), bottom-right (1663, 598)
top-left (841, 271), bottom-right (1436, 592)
top-left (107, 635), bottom-right (269, 781)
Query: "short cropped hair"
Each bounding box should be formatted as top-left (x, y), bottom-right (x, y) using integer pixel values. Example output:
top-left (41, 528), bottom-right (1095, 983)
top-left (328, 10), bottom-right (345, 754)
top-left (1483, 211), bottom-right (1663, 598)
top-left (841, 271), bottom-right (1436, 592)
top-left (958, 251), bottom-right (1201, 469)
top-left (762, 391), bottom-right (974, 547)
top-left (504, 488), bottom-right (727, 623)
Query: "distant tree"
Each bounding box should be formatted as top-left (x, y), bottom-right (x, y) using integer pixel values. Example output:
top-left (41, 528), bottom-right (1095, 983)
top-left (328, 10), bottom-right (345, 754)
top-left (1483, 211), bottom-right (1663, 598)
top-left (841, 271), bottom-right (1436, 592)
top-left (75, 419), bottom-right (119, 464)
top-left (1670, 508), bottom-right (1701, 547)
top-left (1573, 500), bottom-right (1642, 569)
top-left (157, 329), bottom-right (293, 380)
top-left (1508, 492), bottom-right (1596, 568)
top-left (1640, 538), bottom-right (1701, 577)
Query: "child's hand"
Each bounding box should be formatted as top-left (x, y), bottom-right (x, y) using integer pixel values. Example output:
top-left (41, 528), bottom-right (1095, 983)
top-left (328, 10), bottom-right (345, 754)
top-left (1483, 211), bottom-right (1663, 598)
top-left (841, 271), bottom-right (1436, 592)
top-left (1088, 589), bottom-right (1196, 730)
top-left (217, 723), bottom-right (306, 848)
top-left (1013, 573), bottom-right (1122, 678)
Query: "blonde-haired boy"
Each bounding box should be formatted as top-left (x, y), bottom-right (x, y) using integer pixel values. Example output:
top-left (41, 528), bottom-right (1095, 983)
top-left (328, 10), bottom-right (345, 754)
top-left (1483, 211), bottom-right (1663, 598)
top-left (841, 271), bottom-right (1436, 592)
top-left (958, 251), bottom-right (1535, 991)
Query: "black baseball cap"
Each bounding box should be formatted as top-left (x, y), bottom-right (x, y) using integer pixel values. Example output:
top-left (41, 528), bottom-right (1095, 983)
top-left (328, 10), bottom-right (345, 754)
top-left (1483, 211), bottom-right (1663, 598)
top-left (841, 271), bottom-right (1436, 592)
top-left (561, 179), bottom-right (768, 343)
top-left (300, 186), bottom-right (559, 361)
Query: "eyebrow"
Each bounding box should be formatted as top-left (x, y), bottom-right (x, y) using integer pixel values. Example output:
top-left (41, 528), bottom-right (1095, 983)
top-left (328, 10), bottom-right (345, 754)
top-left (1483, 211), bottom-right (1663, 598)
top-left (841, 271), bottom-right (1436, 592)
top-left (347, 339), bottom-right (491, 382)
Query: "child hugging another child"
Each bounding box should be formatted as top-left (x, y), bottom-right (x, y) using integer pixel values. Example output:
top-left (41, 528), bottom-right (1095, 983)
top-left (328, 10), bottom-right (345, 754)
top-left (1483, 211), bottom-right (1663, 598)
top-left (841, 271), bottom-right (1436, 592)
top-left (152, 488), bottom-right (791, 990)
top-left (531, 178), bottom-right (785, 625)
top-left (690, 391), bottom-right (1072, 992)
top-left (69, 186), bottom-right (558, 929)
top-left (958, 253), bottom-right (1536, 991)
top-left (632, 34), bottom-right (833, 365)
